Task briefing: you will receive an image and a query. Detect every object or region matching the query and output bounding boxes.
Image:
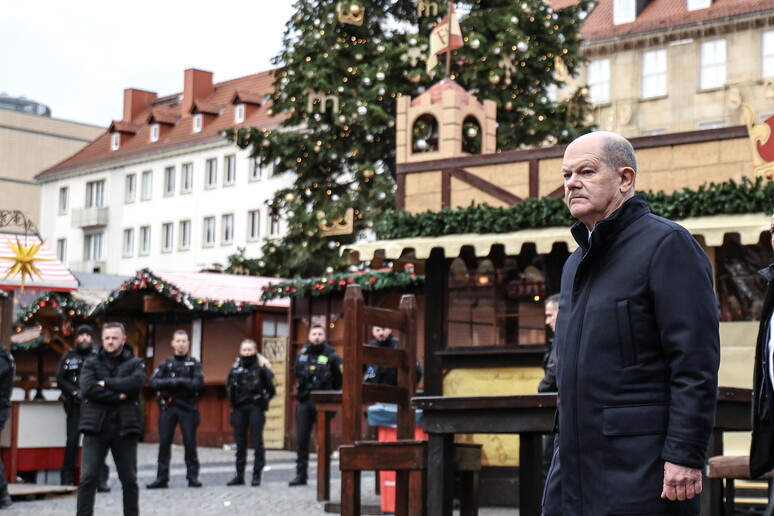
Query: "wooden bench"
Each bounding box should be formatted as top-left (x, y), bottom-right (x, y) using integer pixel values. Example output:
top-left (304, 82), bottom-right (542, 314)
top-left (706, 455), bottom-right (774, 516)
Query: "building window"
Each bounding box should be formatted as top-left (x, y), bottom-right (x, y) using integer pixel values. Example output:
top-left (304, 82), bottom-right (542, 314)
top-left (613, 0), bottom-right (635, 25)
top-left (700, 39), bottom-right (726, 90)
top-left (139, 226), bottom-right (151, 255)
top-left (141, 170), bottom-right (153, 200)
top-left (84, 233), bottom-right (103, 261)
top-left (248, 210), bottom-right (261, 241)
top-left (161, 222), bottom-right (174, 252)
top-left (687, 0), bottom-right (712, 10)
top-left (642, 49), bottom-right (667, 99)
top-left (235, 103), bottom-right (245, 123)
top-left (224, 155), bottom-right (236, 185)
top-left (179, 220), bottom-right (191, 250)
top-left (193, 114), bottom-right (203, 133)
top-left (269, 213), bottom-right (281, 237)
top-left (164, 166), bottom-right (176, 196)
top-left (123, 228), bottom-right (134, 257)
top-left (588, 59), bottom-right (611, 104)
top-left (182, 163), bottom-right (194, 193)
top-left (111, 132), bottom-right (120, 150)
top-left (125, 174), bottom-right (136, 203)
top-left (58, 187), bottom-right (69, 214)
top-left (150, 123), bottom-right (160, 142)
top-left (764, 31), bottom-right (774, 79)
top-left (222, 214), bottom-right (234, 244)
top-left (251, 158), bottom-right (263, 181)
top-left (56, 238), bottom-right (66, 262)
top-left (203, 217), bottom-right (216, 247)
top-left (85, 180), bottom-right (105, 208)
top-left (205, 158), bottom-right (217, 188)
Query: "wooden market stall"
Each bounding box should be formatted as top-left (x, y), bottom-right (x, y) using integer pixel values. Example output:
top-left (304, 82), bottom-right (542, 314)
top-left (90, 269), bottom-right (290, 448)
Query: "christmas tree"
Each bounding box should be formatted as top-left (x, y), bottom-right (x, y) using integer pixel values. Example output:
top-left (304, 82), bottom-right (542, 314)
top-left (226, 0), bottom-right (594, 278)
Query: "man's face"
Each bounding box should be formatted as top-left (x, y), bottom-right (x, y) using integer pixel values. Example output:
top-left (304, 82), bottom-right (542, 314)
top-left (76, 332), bottom-right (92, 349)
top-left (769, 213), bottom-right (774, 252)
top-left (171, 333), bottom-right (190, 356)
top-left (544, 302), bottom-right (559, 333)
top-left (562, 135), bottom-right (630, 230)
top-left (102, 327), bottom-right (126, 356)
top-left (239, 342), bottom-right (257, 357)
top-left (372, 326), bottom-right (391, 342)
top-left (308, 327), bottom-right (326, 345)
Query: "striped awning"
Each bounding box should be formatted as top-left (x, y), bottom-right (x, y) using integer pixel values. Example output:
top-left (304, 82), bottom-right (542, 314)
top-left (0, 233), bottom-right (78, 291)
top-left (144, 270), bottom-right (289, 308)
top-left (345, 212), bottom-right (770, 261)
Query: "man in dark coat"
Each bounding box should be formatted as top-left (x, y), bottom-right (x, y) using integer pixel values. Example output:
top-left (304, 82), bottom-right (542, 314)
top-left (0, 343), bottom-right (14, 509)
top-left (289, 325), bottom-right (343, 486)
top-left (750, 212), bottom-right (774, 481)
top-left (56, 324), bottom-right (109, 490)
top-left (76, 322), bottom-right (146, 516)
top-left (542, 131), bottom-right (720, 516)
top-left (146, 329), bottom-right (204, 489)
top-left (363, 326), bottom-right (423, 386)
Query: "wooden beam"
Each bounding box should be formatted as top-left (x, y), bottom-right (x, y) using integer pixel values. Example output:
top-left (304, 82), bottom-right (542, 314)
top-left (448, 168), bottom-right (521, 206)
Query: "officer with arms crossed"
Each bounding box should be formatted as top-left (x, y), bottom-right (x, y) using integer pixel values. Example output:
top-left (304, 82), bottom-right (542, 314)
top-left (289, 325), bottom-right (343, 486)
top-left (77, 322), bottom-right (146, 516)
top-left (56, 324), bottom-right (110, 490)
top-left (225, 339), bottom-right (275, 487)
top-left (147, 329), bottom-right (204, 489)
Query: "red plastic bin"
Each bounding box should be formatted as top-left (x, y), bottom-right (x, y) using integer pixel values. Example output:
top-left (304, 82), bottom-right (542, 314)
top-left (376, 426), bottom-right (428, 513)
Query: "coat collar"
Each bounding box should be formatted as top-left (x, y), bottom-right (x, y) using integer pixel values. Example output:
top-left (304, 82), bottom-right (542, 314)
top-left (759, 264), bottom-right (774, 282)
top-left (570, 194), bottom-right (651, 252)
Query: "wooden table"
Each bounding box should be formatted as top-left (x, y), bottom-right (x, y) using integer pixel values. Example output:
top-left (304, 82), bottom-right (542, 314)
top-left (413, 394), bottom-right (557, 516)
top-left (310, 390), bottom-right (342, 502)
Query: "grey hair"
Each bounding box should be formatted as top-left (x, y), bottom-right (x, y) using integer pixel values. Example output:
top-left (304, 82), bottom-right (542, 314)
top-left (601, 135), bottom-right (637, 173)
top-left (545, 293), bottom-right (561, 306)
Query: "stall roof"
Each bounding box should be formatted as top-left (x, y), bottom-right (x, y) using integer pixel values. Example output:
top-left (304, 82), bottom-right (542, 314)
top-left (0, 233), bottom-right (78, 291)
top-left (345, 213), bottom-right (770, 260)
top-left (149, 270), bottom-right (289, 308)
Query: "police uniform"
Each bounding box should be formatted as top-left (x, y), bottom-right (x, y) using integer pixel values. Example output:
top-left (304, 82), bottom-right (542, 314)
top-left (147, 354), bottom-right (204, 488)
top-left (226, 355), bottom-right (275, 486)
top-left (363, 334), bottom-right (423, 386)
top-left (0, 346), bottom-right (14, 508)
top-left (290, 341), bottom-right (342, 485)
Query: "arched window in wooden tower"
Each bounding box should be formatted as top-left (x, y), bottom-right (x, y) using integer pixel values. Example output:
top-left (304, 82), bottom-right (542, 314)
top-left (462, 116), bottom-right (482, 154)
top-left (412, 114), bottom-right (439, 153)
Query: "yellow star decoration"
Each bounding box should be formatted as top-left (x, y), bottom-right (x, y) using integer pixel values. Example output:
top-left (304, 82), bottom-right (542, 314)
top-left (0, 236), bottom-right (53, 290)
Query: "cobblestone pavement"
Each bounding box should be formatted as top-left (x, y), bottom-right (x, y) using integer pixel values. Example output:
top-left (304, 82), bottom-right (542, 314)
top-left (4, 444), bottom-right (517, 515)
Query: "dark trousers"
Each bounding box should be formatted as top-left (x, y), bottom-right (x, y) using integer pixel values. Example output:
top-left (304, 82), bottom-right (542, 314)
top-left (156, 406), bottom-right (200, 481)
top-left (0, 408), bottom-right (9, 494)
top-left (61, 404), bottom-right (109, 486)
top-left (295, 398), bottom-right (317, 479)
top-left (77, 423), bottom-right (138, 516)
top-left (229, 404), bottom-right (266, 477)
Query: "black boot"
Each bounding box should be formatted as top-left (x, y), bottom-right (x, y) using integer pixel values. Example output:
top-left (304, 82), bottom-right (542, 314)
top-left (0, 489), bottom-right (11, 509)
top-left (146, 478), bottom-right (168, 489)
top-left (188, 477), bottom-right (203, 488)
top-left (288, 474), bottom-right (307, 486)
top-left (251, 471), bottom-right (261, 487)
top-left (227, 474), bottom-right (244, 486)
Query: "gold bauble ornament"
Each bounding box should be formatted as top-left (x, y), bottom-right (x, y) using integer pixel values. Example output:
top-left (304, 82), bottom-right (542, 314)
top-left (409, 74), bottom-right (422, 84)
top-left (363, 169), bottom-right (374, 178)
top-left (261, 139), bottom-right (270, 148)
top-left (350, 3), bottom-right (361, 16)
top-left (267, 108), bottom-right (274, 115)
top-left (314, 144), bottom-right (321, 152)
top-left (285, 193), bottom-right (295, 202)
top-left (504, 101), bottom-right (513, 111)
top-left (338, 115), bottom-right (347, 124)
top-left (294, 14), bottom-right (303, 24)
top-left (580, 87), bottom-right (590, 98)
top-left (466, 126), bottom-right (478, 138)
top-left (489, 75), bottom-right (501, 85)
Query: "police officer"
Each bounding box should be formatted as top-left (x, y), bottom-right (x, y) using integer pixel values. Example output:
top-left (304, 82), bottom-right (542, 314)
top-left (56, 324), bottom-right (110, 491)
top-left (147, 330), bottom-right (204, 489)
top-left (226, 339), bottom-right (275, 487)
top-left (0, 342), bottom-right (14, 509)
top-left (289, 325), bottom-right (342, 486)
top-left (363, 326), bottom-right (423, 386)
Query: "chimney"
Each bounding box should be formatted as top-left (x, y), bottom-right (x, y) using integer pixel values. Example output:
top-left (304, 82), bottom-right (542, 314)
top-left (123, 88), bottom-right (157, 122)
top-left (182, 69), bottom-right (214, 114)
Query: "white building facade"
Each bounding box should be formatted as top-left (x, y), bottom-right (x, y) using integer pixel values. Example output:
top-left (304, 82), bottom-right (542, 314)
top-left (37, 68), bottom-right (291, 276)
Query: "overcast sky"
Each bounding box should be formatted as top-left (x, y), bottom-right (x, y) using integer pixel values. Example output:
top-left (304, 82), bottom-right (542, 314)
top-left (1, 0), bottom-right (296, 127)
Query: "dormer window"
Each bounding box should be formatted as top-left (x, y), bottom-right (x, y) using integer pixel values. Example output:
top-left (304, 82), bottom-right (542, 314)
top-left (150, 123), bottom-right (160, 142)
top-left (111, 132), bottom-right (120, 150)
top-left (235, 103), bottom-right (245, 123)
top-left (613, 0), bottom-right (636, 25)
top-left (687, 0), bottom-right (711, 11)
top-left (193, 113), bottom-right (203, 133)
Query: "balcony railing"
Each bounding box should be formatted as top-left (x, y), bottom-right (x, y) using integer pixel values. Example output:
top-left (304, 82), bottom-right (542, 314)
top-left (72, 207), bottom-right (108, 228)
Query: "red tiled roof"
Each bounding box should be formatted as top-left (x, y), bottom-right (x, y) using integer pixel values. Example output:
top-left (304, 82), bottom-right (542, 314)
top-left (147, 110), bottom-right (179, 125)
top-left (232, 91), bottom-right (265, 105)
top-left (108, 120), bottom-right (140, 134)
top-left (411, 79), bottom-right (483, 109)
top-left (192, 100), bottom-right (223, 115)
top-left (38, 69), bottom-right (284, 179)
top-left (552, 0), bottom-right (774, 42)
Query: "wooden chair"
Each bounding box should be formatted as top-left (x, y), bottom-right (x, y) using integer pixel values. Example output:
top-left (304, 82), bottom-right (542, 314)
top-left (706, 455), bottom-right (774, 515)
top-left (338, 284), bottom-right (481, 516)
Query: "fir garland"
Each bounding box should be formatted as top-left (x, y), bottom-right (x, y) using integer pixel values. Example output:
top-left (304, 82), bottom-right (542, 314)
top-left (261, 269), bottom-right (424, 301)
top-left (93, 269), bottom-right (254, 316)
top-left (14, 292), bottom-right (91, 331)
top-left (376, 177), bottom-right (774, 239)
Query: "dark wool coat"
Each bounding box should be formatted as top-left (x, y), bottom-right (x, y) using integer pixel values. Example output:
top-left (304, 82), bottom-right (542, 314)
top-left (750, 265), bottom-right (774, 478)
top-left (79, 345), bottom-right (146, 437)
top-left (543, 195), bottom-right (720, 516)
